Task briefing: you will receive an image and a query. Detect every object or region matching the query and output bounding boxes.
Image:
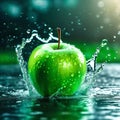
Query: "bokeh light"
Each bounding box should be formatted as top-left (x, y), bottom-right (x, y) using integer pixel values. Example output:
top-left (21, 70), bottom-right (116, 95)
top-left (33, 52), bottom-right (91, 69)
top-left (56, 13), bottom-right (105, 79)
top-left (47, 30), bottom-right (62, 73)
top-left (1, 2), bottom-right (21, 17)
top-left (31, 0), bottom-right (50, 12)
top-left (1, 0), bottom-right (120, 48)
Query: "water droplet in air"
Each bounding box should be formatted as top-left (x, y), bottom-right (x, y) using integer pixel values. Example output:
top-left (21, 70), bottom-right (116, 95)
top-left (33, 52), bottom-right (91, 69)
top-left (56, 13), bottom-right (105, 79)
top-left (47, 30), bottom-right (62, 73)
top-left (3, 22), bottom-right (6, 25)
top-left (57, 9), bottom-right (60, 11)
top-left (100, 26), bottom-right (104, 29)
top-left (77, 19), bottom-right (80, 22)
top-left (27, 29), bottom-right (31, 34)
top-left (113, 36), bottom-right (116, 38)
top-left (63, 28), bottom-right (66, 31)
top-left (101, 39), bottom-right (108, 47)
top-left (15, 28), bottom-right (18, 31)
top-left (98, 1), bottom-right (104, 8)
top-left (31, 16), bottom-right (34, 19)
top-left (78, 22), bottom-right (81, 25)
top-left (48, 27), bottom-right (52, 31)
top-left (71, 28), bottom-right (74, 31)
top-left (83, 28), bottom-right (87, 31)
top-left (117, 31), bottom-right (120, 35)
top-left (96, 14), bottom-right (100, 18)
top-left (16, 100), bottom-right (22, 103)
top-left (113, 39), bottom-right (115, 42)
top-left (43, 30), bottom-right (47, 34)
top-left (44, 24), bottom-right (47, 27)
top-left (13, 36), bottom-right (16, 38)
top-left (65, 32), bottom-right (70, 36)
top-left (68, 13), bottom-right (72, 16)
top-left (71, 21), bottom-right (74, 24)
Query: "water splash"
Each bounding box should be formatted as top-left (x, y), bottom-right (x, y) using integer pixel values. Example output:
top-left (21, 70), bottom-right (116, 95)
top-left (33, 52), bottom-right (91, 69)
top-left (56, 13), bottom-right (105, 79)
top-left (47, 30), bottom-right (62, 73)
top-left (15, 30), bottom-right (61, 96)
top-left (87, 39), bottom-right (108, 73)
top-left (79, 39), bottom-right (108, 96)
top-left (15, 30), bottom-right (108, 98)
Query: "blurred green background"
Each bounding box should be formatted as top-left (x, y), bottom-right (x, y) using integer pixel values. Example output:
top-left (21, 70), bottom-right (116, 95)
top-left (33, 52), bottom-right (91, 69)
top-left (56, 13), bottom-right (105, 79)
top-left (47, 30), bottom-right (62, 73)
top-left (0, 0), bottom-right (120, 64)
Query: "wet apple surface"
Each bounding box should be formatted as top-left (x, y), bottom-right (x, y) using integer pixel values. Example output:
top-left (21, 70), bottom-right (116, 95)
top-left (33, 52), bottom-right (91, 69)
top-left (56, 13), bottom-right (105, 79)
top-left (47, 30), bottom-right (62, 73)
top-left (28, 43), bottom-right (87, 97)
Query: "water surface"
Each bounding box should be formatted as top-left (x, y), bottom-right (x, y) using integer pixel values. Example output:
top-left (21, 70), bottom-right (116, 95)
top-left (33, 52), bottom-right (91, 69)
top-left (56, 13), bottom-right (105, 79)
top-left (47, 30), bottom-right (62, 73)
top-left (0, 64), bottom-right (120, 120)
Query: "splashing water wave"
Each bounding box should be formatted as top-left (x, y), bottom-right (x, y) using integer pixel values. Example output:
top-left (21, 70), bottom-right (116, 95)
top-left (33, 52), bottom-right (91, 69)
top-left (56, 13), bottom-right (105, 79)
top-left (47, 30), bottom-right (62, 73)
top-left (15, 30), bottom-right (108, 98)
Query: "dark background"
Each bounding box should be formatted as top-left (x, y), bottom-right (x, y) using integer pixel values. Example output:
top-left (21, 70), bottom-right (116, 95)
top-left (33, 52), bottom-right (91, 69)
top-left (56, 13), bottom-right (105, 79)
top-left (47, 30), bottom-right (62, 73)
top-left (0, 0), bottom-right (120, 49)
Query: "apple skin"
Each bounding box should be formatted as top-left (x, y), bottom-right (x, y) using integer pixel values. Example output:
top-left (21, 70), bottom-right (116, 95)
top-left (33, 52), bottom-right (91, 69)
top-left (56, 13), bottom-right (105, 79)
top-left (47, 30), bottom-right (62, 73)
top-left (28, 43), bottom-right (87, 97)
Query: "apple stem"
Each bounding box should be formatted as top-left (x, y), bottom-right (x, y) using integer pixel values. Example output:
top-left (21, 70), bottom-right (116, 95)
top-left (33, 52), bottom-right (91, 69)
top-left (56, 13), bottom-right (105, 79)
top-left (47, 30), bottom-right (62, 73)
top-left (57, 27), bottom-right (61, 49)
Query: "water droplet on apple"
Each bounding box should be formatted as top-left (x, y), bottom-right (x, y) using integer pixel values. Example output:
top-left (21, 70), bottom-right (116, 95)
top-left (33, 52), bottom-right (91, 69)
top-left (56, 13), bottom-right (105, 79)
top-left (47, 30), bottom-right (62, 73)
top-left (114, 57), bottom-right (117, 60)
top-left (78, 75), bottom-right (81, 78)
top-left (47, 67), bottom-right (50, 70)
top-left (78, 71), bottom-right (81, 74)
top-left (74, 62), bottom-right (77, 65)
top-left (107, 54), bottom-right (111, 57)
top-left (36, 61), bottom-right (40, 67)
top-left (71, 74), bottom-right (74, 77)
top-left (46, 55), bottom-right (49, 58)
top-left (79, 64), bottom-right (81, 67)
top-left (51, 56), bottom-right (55, 59)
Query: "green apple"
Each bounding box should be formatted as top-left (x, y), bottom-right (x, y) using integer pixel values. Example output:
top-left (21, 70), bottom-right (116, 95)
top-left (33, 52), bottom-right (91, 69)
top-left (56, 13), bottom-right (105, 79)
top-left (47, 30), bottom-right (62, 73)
top-left (28, 42), bottom-right (87, 97)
